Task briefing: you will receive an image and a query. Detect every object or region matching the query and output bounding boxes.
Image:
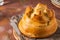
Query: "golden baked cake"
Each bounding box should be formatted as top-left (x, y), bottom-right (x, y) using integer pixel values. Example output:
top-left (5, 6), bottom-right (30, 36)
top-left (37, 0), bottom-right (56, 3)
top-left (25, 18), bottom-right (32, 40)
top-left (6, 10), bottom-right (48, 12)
top-left (18, 3), bottom-right (58, 38)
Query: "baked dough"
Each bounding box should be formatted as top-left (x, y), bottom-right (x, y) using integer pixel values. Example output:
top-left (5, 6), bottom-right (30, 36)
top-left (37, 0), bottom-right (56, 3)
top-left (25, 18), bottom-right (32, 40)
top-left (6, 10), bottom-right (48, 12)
top-left (18, 3), bottom-right (58, 38)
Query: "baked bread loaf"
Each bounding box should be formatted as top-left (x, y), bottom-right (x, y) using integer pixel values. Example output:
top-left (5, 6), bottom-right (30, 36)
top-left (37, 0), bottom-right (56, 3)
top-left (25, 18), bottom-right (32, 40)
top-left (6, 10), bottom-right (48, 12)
top-left (18, 3), bottom-right (58, 38)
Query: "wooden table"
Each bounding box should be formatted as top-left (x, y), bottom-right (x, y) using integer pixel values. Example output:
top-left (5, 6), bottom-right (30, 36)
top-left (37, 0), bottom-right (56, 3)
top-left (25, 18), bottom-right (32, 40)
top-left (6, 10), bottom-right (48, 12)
top-left (0, 0), bottom-right (60, 40)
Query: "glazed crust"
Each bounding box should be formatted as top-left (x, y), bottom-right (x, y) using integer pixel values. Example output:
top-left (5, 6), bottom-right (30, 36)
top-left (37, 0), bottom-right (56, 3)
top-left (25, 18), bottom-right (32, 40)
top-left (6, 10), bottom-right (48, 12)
top-left (18, 3), bottom-right (58, 38)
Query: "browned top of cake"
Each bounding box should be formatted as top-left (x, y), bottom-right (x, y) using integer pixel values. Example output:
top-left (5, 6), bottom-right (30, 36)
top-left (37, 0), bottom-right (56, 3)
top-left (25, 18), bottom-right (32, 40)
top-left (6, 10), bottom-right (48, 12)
top-left (24, 3), bottom-right (55, 26)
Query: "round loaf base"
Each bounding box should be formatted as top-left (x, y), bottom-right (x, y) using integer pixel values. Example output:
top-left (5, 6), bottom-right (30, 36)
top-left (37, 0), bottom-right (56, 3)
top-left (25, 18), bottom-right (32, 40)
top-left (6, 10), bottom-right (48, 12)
top-left (13, 26), bottom-right (57, 40)
top-left (13, 19), bottom-right (60, 40)
top-left (13, 29), bottom-right (57, 40)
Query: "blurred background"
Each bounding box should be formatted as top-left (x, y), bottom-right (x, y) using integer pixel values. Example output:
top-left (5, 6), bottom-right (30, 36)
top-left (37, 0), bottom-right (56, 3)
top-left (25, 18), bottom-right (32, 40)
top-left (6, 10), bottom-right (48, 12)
top-left (0, 0), bottom-right (60, 40)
